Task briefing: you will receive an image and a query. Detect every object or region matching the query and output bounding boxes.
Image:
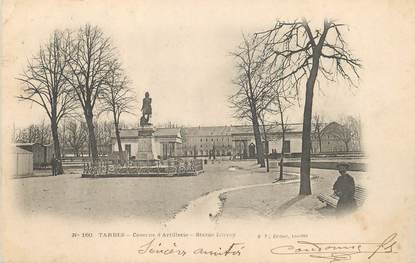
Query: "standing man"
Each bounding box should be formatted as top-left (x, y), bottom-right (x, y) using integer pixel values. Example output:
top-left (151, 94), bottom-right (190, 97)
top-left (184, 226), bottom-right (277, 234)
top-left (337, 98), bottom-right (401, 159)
top-left (56, 158), bottom-right (62, 176)
top-left (51, 155), bottom-right (57, 176)
top-left (333, 163), bottom-right (357, 215)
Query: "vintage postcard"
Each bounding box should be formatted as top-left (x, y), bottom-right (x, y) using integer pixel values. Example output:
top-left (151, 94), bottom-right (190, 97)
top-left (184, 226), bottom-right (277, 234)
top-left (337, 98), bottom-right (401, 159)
top-left (1, 0), bottom-right (414, 262)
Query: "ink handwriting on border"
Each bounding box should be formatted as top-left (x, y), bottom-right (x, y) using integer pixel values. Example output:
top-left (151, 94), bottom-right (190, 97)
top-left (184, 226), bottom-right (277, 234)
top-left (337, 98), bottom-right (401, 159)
top-left (270, 233), bottom-right (398, 262)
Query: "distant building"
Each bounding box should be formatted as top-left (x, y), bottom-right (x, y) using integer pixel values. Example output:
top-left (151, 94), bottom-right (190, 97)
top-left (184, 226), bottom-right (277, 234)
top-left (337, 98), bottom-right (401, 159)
top-left (179, 126), bottom-right (232, 158)
top-left (113, 124), bottom-right (304, 159)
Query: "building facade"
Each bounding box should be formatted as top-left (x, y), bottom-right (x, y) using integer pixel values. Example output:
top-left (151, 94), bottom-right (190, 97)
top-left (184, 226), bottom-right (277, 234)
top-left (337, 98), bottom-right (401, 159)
top-left (112, 124), bottom-right (304, 160)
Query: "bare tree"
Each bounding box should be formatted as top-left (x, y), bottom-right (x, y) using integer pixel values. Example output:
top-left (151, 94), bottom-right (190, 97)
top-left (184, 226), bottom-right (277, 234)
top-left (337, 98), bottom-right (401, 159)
top-left (93, 120), bottom-right (114, 156)
top-left (275, 91), bottom-right (295, 181)
top-left (64, 24), bottom-right (117, 162)
top-left (17, 30), bottom-right (76, 174)
top-left (258, 112), bottom-right (271, 172)
top-left (255, 19), bottom-right (361, 194)
top-left (334, 115), bottom-right (361, 152)
top-left (64, 120), bottom-right (88, 157)
top-left (99, 63), bottom-right (135, 161)
top-left (15, 120), bottom-right (52, 145)
top-left (345, 115), bottom-right (362, 151)
top-left (229, 34), bottom-right (279, 167)
top-left (312, 114), bottom-right (325, 153)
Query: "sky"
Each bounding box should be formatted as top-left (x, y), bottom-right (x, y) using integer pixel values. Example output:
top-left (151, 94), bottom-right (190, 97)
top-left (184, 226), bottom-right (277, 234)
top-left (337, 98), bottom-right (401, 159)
top-left (0, 0), bottom-right (399, 130)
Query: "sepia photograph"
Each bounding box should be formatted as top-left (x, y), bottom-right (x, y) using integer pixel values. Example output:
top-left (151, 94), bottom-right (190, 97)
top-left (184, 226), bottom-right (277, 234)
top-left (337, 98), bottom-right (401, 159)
top-left (1, 0), bottom-right (414, 262)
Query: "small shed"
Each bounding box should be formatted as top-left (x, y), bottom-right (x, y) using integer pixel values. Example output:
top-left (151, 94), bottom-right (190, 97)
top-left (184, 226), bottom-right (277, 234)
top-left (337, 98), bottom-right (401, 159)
top-left (12, 147), bottom-right (33, 177)
top-left (15, 143), bottom-right (52, 168)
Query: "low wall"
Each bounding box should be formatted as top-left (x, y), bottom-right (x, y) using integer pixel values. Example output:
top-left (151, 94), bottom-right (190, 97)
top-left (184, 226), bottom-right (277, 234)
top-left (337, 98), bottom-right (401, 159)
top-left (282, 161), bottom-right (367, 172)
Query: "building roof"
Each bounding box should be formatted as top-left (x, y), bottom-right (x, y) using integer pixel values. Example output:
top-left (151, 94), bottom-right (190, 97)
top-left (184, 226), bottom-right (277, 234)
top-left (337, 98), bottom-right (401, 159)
top-left (14, 142), bottom-right (38, 146)
top-left (12, 146), bottom-right (33, 154)
top-left (321, 122), bottom-right (343, 134)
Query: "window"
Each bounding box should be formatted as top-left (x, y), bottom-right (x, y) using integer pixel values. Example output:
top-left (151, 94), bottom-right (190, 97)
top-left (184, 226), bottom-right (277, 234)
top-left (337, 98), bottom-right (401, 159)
top-left (200, 138), bottom-right (202, 142)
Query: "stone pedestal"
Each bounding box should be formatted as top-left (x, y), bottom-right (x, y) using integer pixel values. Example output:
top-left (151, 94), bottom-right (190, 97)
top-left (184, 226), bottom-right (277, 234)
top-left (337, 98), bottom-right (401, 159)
top-left (136, 126), bottom-right (159, 160)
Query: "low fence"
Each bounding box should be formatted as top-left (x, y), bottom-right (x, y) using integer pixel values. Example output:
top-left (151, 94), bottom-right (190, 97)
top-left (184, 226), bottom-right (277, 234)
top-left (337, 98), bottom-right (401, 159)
top-left (82, 158), bottom-right (204, 178)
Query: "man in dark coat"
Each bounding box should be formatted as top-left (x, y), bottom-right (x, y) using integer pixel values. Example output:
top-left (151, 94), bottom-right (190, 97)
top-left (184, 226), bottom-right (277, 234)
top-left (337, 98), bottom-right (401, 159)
top-left (51, 155), bottom-right (57, 176)
top-left (333, 163), bottom-right (357, 215)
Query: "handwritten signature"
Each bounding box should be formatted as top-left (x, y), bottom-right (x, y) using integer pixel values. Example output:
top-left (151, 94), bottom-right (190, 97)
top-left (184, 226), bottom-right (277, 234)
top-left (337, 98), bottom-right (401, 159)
top-left (270, 233), bottom-right (398, 262)
top-left (137, 238), bottom-right (245, 257)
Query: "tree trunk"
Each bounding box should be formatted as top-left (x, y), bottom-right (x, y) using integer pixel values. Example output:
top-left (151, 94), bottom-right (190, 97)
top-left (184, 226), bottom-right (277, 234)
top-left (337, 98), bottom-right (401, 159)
top-left (84, 107), bottom-right (98, 162)
top-left (50, 118), bottom-right (63, 175)
top-left (260, 119), bottom-right (269, 172)
top-left (318, 134), bottom-right (322, 153)
top-left (114, 121), bottom-right (123, 162)
top-left (299, 52), bottom-right (321, 195)
top-left (265, 141), bottom-right (269, 173)
top-left (251, 114), bottom-right (265, 167)
top-left (279, 130), bottom-right (285, 181)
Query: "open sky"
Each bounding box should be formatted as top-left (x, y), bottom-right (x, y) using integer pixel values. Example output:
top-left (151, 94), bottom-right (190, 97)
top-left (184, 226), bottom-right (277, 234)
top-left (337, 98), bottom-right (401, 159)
top-left (1, 0), bottom-right (409, 129)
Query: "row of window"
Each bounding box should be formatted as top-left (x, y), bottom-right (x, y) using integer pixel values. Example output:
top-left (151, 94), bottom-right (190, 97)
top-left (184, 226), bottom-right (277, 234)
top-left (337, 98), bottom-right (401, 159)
top-left (197, 137), bottom-right (231, 142)
top-left (183, 150), bottom-right (232, 156)
top-left (181, 144), bottom-right (232, 149)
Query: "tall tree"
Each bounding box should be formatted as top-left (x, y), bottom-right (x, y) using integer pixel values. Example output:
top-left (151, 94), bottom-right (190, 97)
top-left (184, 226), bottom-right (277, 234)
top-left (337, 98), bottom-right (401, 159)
top-left (258, 112), bottom-right (271, 172)
top-left (229, 34), bottom-right (278, 167)
top-left (17, 30), bottom-right (76, 174)
top-left (65, 24), bottom-right (117, 162)
top-left (99, 63), bottom-right (135, 161)
top-left (255, 19), bottom-right (361, 194)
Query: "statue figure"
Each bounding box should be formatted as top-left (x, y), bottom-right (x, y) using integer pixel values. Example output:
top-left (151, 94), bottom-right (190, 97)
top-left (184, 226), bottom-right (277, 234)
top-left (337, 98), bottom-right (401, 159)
top-left (140, 91), bottom-right (152, 126)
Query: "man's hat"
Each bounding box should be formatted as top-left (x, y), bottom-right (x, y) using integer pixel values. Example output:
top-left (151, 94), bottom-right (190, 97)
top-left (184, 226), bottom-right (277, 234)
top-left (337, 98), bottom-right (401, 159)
top-left (336, 162), bottom-right (350, 169)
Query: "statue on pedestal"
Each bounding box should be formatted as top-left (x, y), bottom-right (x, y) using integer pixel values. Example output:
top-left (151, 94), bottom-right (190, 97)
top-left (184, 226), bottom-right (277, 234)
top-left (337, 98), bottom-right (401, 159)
top-left (140, 92), bottom-right (152, 127)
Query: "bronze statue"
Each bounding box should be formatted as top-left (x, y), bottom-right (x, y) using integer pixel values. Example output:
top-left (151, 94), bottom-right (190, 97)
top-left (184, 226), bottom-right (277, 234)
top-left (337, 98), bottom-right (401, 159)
top-left (140, 91), bottom-right (152, 126)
